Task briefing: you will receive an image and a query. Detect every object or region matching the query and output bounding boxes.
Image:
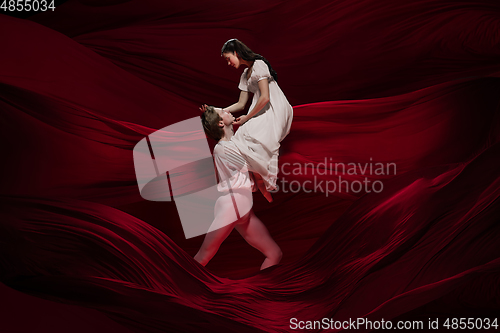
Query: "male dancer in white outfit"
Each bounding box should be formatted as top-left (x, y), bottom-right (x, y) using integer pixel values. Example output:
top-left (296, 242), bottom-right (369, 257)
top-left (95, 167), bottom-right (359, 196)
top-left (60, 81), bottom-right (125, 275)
top-left (194, 106), bottom-right (282, 270)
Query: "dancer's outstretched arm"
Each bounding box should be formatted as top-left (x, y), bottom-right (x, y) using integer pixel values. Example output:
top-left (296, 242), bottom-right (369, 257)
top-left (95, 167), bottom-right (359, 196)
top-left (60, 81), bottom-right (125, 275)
top-left (234, 79), bottom-right (269, 125)
top-left (199, 91), bottom-right (249, 115)
top-left (223, 90), bottom-right (249, 113)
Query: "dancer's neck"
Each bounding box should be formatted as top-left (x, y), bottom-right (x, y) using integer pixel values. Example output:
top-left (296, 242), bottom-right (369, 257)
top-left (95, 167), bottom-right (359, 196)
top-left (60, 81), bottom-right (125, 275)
top-left (220, 126), bottom-right (234, 141)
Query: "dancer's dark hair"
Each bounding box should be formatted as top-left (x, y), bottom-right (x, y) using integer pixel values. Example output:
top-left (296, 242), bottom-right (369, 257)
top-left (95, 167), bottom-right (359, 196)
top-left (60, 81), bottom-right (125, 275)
top-left (221, 39), bottom-right (278, 82)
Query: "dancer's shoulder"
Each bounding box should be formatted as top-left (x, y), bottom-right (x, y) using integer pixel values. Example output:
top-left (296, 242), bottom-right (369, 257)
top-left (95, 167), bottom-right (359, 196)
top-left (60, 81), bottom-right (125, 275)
top-left (213, 141), bottom-right (225, 155)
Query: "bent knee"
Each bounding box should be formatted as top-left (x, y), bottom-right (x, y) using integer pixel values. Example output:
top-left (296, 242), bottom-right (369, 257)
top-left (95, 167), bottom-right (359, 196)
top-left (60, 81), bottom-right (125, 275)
top-left (269, 248), bottom-right (283, 262)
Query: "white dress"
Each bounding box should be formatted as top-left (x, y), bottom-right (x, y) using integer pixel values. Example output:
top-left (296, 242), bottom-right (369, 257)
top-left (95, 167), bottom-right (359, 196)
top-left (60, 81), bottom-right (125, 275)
top-left (231, 59), bottom-right (293, 190)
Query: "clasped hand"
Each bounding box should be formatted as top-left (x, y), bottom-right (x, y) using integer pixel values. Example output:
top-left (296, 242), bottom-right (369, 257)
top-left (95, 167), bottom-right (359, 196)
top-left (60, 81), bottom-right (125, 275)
top-left (233, 115), bottom-right (248, 126)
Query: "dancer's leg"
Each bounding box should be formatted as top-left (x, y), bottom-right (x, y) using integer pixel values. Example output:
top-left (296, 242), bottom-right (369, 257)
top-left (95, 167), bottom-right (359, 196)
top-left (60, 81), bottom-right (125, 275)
top-left (235, 210), bottom-right (282, 270)
top-left (194, 222), bottom-right (235, 266)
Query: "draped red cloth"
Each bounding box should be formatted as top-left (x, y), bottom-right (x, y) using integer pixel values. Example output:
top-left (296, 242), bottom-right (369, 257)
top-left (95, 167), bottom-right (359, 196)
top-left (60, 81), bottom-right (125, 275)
top-left (1, 0), bottom-right (500, 332)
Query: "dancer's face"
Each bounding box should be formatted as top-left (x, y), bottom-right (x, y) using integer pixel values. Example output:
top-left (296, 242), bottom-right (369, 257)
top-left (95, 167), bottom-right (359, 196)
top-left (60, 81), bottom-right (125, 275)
top-left (217, 108), bottom-right (234, 127)
top-left (223, 52), bottom-right (241, 69)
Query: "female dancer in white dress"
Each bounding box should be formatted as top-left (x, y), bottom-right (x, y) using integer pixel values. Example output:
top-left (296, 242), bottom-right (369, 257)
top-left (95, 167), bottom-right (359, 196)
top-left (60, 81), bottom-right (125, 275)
top-left (211, 39), bottom-right (293, 192)
top-left (194, 40), bottom-right (291, 268)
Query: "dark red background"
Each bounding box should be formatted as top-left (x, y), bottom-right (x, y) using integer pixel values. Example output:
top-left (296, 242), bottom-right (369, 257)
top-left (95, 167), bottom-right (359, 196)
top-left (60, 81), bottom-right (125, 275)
top-left (1, 0), bottom-right (500, 332)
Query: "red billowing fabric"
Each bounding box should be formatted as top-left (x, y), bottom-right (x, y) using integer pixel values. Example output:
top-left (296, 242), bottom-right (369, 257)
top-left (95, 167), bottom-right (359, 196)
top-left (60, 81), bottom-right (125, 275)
top-left (1, 0), bottom-right (500, 332)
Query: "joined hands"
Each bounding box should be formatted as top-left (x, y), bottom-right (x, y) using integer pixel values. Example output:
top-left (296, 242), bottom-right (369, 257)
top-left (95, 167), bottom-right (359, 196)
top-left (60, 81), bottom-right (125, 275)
top-left (233, 115), bottom-right (248, 126)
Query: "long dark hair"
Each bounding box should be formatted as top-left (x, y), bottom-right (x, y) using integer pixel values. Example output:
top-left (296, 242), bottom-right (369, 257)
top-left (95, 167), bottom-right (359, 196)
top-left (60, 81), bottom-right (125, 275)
top-left (221, 39), bottom-right (278, 82)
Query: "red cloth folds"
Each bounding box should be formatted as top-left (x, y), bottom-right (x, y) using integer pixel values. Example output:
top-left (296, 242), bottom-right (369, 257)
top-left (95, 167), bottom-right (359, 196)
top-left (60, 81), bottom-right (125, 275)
top-left (1, 0), bottom-right (500, 331)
